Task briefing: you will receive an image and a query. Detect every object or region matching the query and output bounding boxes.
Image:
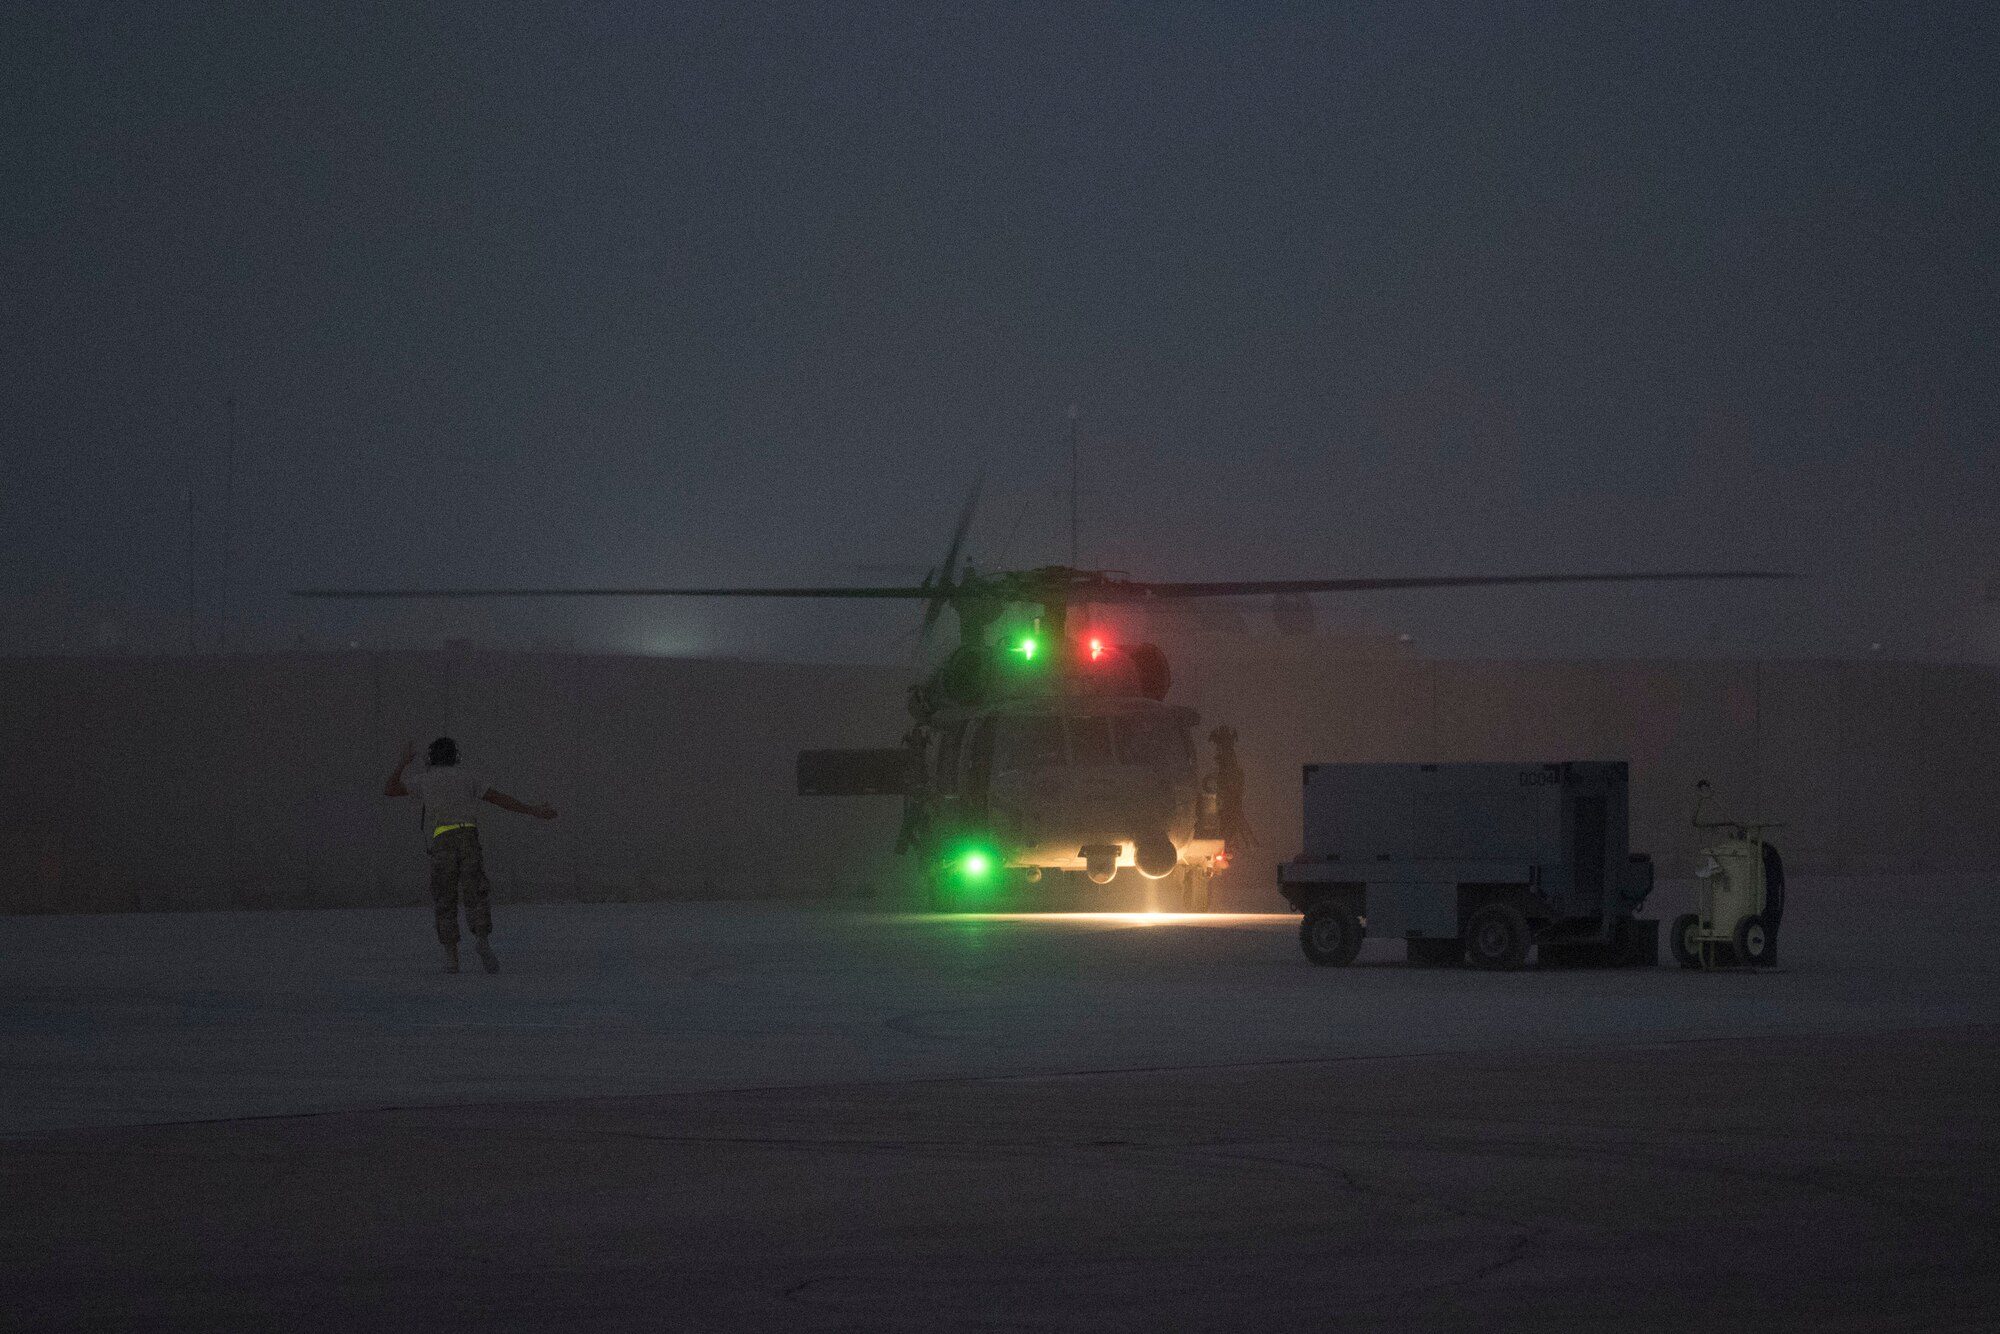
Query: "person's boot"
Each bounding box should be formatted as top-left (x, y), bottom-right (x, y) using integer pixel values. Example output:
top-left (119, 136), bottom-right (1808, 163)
top-left (443, 942), bottom-right (460, 974)
top-left (475, 936), bottom-right (500, 975)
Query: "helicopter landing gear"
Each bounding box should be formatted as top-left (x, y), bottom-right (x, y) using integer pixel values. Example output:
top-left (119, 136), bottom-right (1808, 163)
top-left (1178, 864), bottom-right (1213, 913)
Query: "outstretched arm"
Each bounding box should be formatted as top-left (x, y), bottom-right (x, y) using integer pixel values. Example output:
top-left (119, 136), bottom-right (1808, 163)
top-left (482, 787), bottom-right (557, 820)
top-left (384, 740), bottom-right (418, 797)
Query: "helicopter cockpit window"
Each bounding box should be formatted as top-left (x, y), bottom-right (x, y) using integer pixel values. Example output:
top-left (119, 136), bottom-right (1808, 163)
top-left (933, 721), bottom-right (967, 796)
top-left (1068, 715), bottom-right (1115, 766)
top-left (996, 715), bottom-right (1066, 772)
top-left (1113, 713), bottom-right (1191, 774)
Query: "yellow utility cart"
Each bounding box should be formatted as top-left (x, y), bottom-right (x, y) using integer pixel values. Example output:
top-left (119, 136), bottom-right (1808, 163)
top-left (1672, 780), bottom-right (1785, 969)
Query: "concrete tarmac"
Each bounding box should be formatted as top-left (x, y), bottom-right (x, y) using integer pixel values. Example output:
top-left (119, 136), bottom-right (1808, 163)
top-left (4, 876), bottom-right (1999, 1330)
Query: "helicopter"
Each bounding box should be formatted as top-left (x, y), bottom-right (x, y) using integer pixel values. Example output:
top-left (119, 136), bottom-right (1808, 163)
top-left (294, 482), bottom-right (1791, 911)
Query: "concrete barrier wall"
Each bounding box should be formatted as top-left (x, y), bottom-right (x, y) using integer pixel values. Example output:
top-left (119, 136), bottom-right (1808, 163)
top-left (0, 651), bottom-right (909, 913)
top-left (1189, 657), bottom-right (2000, 882)
top-left (2, 650), bottom-right (1995, 912)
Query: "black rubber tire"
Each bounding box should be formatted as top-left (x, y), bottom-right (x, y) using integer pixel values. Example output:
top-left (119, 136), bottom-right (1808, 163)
top-left (1407, 937), bottom-right (1463, 967)
top-left (1670, 912), bottom-right (1703, 969)
top-left (1761, 842), bottom-right (1785, 964)
top-left (1733, 912), bottom-right (1774, 967)
top-left (1464, 903), bottom-right (1532, 971)
top-left (1300, 901), bottom-right (1364, 967)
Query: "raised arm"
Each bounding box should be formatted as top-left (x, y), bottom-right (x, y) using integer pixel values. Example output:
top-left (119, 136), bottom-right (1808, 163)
top-left (384, 740), bottom-right (418, 797)
top-left (482, 787), bottom-right (557, 820)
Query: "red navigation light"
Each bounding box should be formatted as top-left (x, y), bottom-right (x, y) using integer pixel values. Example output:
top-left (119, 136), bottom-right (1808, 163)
top-left (1087, 637), bottom-right (1107, 661)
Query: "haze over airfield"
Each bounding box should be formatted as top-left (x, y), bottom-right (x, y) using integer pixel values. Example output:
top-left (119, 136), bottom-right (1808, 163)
top-left (4, 2), bottom-right (1995, 662)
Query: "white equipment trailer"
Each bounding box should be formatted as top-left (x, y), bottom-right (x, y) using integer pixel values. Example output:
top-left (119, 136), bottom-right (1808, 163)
top-left (1277, 761), bottom-right (1659, 969)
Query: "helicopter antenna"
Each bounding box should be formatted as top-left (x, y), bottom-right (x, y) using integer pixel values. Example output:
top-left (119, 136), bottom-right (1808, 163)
top-left (1067, 403), bottom-right (1079, 567)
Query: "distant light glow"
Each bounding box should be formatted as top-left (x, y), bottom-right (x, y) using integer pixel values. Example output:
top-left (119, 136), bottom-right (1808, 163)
top-left (1013, 637), bottom-right (1038, 660)
top-left (962, 851), bottom-right (991, 878)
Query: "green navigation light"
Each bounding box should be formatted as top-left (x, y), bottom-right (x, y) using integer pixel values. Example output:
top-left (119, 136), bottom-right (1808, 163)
top-left (1013, 637), bottom-right (1037, 661)
top-left (942, 840), bottom-right (1000, 893)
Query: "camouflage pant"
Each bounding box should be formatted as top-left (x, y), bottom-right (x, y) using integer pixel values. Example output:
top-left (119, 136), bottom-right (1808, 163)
top-left (428, 827), bottom-right (492, 944)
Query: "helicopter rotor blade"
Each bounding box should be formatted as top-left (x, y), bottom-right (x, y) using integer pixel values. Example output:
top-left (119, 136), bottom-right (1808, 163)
top-left (292, 569), bottom-right (1794, 604)
top-left (1081, 571), bottom-right (1794, 600)
top-left (289, 586), bottom-right (940, 599)
top-left (936, 472), bottom-right (985, 587)
top-left (918, 471), bottom-right (985, 652)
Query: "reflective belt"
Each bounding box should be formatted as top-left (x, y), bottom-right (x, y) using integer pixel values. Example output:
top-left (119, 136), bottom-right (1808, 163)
top-left (432, 822), bottom-right (477, 838)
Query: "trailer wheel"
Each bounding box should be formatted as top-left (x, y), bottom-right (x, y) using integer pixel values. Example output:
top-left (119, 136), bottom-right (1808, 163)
top-left (1761, 843), bottom-right (1785, 964)
top-left (1670, 913), bottom-right (1702, 969)
top-left (1733, 913), bottom-right (1773, 967)
top-left (1464, 903), bottom-right (1531, 970)
top-left (1300, 901), bottom-right (1364, 966)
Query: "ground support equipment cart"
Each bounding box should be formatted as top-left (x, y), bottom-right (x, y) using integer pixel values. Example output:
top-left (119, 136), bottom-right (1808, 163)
top-left (1671, 780), bottom-right (1785, 969)
top-left (1278, 761), bottom-right (1658, 970)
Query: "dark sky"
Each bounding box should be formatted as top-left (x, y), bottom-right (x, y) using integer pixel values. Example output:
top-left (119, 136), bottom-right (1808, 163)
top-left (5, 1), bottom-right (1996, 662)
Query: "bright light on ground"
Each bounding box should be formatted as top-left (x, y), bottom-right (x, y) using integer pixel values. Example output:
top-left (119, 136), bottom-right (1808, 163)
top-left (903, 912), bottom-right (1294, 927)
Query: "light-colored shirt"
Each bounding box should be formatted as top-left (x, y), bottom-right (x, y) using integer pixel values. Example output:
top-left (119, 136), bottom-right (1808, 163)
top-left (407, 765), bottom-right (489, 828)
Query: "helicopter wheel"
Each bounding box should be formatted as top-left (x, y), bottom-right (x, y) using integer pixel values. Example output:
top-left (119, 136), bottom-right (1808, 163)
top-left (1179, 865), bottom-right (1213, 913)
